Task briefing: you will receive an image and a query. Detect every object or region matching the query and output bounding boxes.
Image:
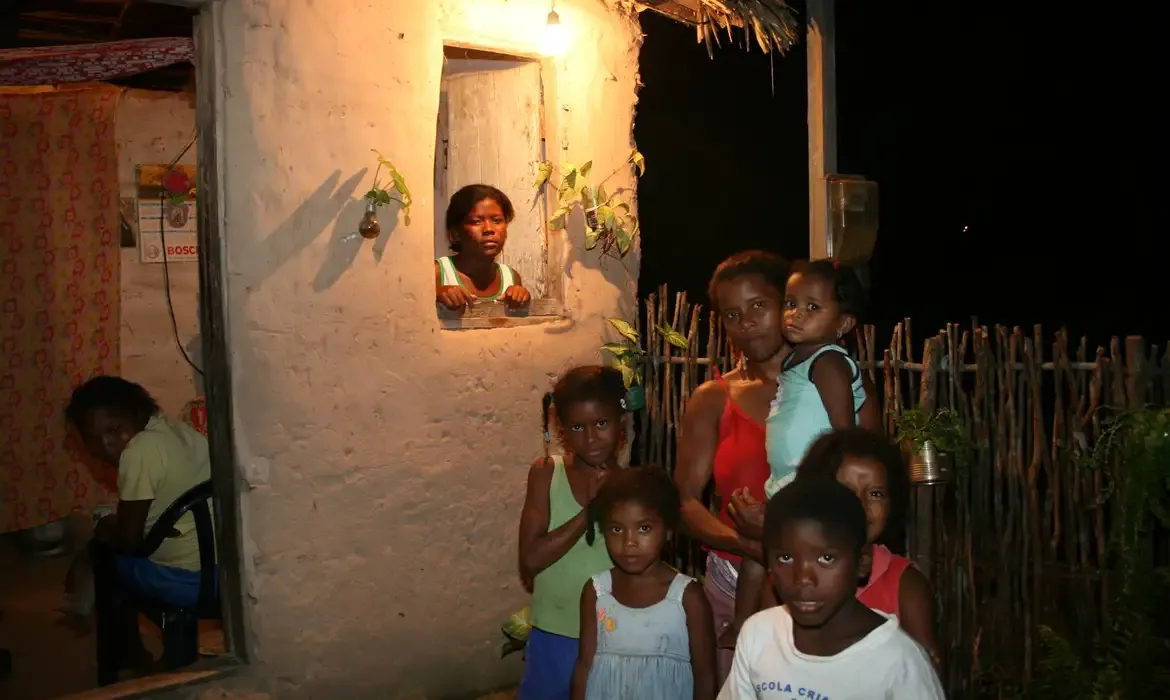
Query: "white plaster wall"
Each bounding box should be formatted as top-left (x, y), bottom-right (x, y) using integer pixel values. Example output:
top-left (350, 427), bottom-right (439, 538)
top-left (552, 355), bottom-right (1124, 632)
top-left (115, 89), bottom-right (202, 417)
top-left (211, 0), bottom-right (642, 697)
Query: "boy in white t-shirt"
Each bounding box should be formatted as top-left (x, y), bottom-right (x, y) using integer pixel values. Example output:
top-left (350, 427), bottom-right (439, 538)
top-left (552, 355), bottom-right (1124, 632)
top-left (719, 475), bottom-right (944, 700)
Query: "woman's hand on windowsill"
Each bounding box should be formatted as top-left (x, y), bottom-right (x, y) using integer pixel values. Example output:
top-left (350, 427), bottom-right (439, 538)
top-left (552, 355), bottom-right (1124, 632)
top-left (437, 285), bottom-right (476, 311)
top-left (502, 285), bottom-right (531, 309)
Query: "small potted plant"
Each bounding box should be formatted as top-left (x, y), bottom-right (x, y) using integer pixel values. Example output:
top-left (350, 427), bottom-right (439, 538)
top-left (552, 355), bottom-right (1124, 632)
top-left (894, 406), bottom-right (967, 486)
top-left (601, 317), bottom-right (687, 411)
top-left (359, 149), bottom-right (412, 239)
top-left (532, 149), bottom-right (645, 260)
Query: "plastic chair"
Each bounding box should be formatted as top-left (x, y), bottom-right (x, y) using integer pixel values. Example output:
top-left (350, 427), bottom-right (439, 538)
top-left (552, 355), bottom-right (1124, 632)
top-left (96, 480), bottom-right (219, 681)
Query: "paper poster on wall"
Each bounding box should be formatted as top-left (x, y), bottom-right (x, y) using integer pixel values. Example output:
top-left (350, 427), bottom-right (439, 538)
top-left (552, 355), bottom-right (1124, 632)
top-left (135, 164), bottom-right (198, 263)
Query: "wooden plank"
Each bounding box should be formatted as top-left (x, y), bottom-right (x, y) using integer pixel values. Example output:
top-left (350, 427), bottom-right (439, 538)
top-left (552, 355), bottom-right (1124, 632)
top-left (193, 5), bottom-right (249, 663)
top-left (806, 0), bottom-right (837, 260)
top-left (437, 297), bottom-right (564, 330)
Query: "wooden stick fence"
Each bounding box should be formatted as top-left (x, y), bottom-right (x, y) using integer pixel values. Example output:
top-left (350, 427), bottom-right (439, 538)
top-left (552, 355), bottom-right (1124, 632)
top-left (631, 285), bottom-right (1170, 699)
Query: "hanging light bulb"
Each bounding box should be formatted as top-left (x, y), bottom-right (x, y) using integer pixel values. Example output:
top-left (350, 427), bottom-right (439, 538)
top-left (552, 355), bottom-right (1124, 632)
top-left (540, 3), bottom-right (569, 57)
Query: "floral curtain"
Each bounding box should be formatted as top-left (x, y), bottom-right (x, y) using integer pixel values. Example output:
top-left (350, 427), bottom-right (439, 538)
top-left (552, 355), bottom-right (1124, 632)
top-left (0, 84), bottom-right (121, 533)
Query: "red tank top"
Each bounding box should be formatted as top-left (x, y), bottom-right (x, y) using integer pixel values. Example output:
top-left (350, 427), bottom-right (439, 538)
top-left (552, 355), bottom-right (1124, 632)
top-left (856, 544), bottom-right (912, 616)
top-left (709, 373), bottom-right (771, 564)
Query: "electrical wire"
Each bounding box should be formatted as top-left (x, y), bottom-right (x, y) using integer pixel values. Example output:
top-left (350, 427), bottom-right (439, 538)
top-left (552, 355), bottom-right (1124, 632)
top-left (154, 129), bottom-right (204, 376)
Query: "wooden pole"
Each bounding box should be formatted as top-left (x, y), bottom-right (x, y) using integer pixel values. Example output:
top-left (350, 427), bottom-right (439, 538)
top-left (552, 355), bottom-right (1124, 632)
top-left (806, 0), bottom-right (837, 260)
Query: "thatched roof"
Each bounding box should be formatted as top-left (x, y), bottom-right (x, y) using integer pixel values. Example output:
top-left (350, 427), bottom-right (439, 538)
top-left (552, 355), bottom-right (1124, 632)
top-left (637, 0), bottom-right (801, 57)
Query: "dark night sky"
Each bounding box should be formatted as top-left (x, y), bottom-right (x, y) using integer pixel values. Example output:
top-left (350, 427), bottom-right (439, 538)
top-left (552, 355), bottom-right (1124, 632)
top-left (634, 2), bottom-right (1164, 350)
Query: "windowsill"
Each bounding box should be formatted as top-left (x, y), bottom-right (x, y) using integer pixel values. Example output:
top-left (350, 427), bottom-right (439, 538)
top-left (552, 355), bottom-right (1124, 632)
top-left (437, 297), bottom-right (566, 330)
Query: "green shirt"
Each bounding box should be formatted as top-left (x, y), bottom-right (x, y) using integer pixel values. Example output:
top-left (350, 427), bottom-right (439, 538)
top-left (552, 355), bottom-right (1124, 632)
top-left (530, 456), bottom-right (613, 638)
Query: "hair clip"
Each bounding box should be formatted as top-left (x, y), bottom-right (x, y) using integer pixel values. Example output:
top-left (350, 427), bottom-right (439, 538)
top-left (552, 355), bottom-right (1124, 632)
top-left (543, 431), bottom-right (551, 442)
top-left (619, 398), bottom-right (628, 410)
top-left (832, 259), bottom-right (840, 269)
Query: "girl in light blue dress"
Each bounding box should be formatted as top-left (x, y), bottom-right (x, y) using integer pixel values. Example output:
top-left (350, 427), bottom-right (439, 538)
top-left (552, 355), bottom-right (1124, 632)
top-left (571, 467), bottom-right (717, 700)
top-left (722, 258), bottom-right (869, 649)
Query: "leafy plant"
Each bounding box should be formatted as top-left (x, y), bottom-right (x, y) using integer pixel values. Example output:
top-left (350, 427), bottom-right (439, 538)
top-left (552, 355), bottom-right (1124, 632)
top-left (894, 406), bottom-right (969, 454)
top-left (1024, 406), bottom-right (1170, 699)
top-left (499, 606), bottom-right (531, 658)
top-left (600, 317), bottom-right (687, 389)
top-left (533, 149), bottom-right (645, 260)
top-left (364, 149), bottom-right (412, 224)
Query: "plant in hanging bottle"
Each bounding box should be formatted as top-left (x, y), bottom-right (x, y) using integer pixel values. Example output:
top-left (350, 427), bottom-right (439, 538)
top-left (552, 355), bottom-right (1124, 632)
top-left (360, 150), bottom-right (412, 239)
top-left (600, 317), bottom-right (688, 411)
top-left (532, 149), bottom-right (645, 260)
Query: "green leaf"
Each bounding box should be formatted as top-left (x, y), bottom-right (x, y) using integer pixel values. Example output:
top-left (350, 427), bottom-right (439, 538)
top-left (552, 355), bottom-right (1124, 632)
top-left (617, 360), bottom-right (637, 389)
top-left (600, 342), bottom-right (634, 358)
top-left (532, 160), bottom-right (553, 190)
top-left (580, 160), bottom-right (593, 178)
top-left (630, 149), bottom-right (646, 176)
top-left (614, 201), bottom-right (630, 214)
top-left (607, 317), bottom-right (640, 344)
top-left (595, 204), bottom-right (614, 230)
top-left (596, 185), bottom-right (607, 204)
top-left (614, 226), bottom-right (632, 256)
top-left (657, 324), bottom-right (690, 349)
top-left (584, 226), bottom-right (600, 249)
top-left (603, 207), bottom-right (618, 232)
top-left (390, 170), bottom-right (411, 203)
top-left (548, 203), bottom-right (571, 231)
top-left (580, 185), bottom-right (594, 207)
top-left (563, 169), bottom-right (578, 193)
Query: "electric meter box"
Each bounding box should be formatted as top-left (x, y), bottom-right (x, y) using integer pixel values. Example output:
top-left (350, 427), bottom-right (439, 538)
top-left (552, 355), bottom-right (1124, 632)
top-left (827, 175), bottom-right (879, 263)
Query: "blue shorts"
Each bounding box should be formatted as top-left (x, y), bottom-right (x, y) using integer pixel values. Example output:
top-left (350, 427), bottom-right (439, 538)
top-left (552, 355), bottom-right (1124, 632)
top-left (518, 627), bottom-right (578, 700)
top-left (114, 556), bottom-right (205, 608)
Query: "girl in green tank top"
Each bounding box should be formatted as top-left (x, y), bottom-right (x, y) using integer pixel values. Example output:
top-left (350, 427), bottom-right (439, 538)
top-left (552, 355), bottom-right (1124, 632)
top-left (517, 366), bottom-right (628, 700)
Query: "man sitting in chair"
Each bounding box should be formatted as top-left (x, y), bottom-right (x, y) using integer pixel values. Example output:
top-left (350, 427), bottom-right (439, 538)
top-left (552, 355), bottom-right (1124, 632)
top-left (66, 376), bottom-right (212, 677)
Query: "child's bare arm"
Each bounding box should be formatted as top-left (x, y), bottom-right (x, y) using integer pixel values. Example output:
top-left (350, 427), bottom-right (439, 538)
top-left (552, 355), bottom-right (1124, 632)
top-left (899, 567), bottom-right (943, 670)
top-left (810, 351), bottom-right (859, 429)
top-left (735, 559), bottom-right (767, 622)
top-left (518, 458), bottom-right (590, 579)
top-left (683, 581), bottom-right (717, 700)
top-left (570, 581), bottom-right (598, 700)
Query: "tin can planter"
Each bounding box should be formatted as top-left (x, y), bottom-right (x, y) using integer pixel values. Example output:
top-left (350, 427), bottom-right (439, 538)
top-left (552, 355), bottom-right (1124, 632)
top-left (622, 385), bottom-right (646, 412)
top-left (905, 439), bottom-right (953, 486)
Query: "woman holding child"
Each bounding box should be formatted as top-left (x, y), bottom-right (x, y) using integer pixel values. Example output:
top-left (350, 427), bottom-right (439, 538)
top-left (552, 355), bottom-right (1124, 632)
top-left (675, 251), bottom-right (938, 686)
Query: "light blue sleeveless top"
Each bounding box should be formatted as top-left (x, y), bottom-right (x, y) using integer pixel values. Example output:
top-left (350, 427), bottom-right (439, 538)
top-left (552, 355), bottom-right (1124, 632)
top-left (435, 255), bottom-right (515, 301)
top-left (764, 344), bottom-right (866, 497)
top-left (586, 569), bottom-right (694, 700)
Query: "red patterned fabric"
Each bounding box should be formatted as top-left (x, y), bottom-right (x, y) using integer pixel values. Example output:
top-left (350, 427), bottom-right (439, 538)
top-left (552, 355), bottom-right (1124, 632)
top-left (0, 38), bottom-right (193, 86)
top-left (0, 84), bottom-right (121, 533)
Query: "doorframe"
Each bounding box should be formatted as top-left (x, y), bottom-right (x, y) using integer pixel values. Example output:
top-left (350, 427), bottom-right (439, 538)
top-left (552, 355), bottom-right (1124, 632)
top-left (190, 0), bottom-right (249, 663)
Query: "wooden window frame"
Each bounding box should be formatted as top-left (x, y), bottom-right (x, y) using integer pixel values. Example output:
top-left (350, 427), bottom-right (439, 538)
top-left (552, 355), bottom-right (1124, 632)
top-left (435, 43), bottom-right (567, 331)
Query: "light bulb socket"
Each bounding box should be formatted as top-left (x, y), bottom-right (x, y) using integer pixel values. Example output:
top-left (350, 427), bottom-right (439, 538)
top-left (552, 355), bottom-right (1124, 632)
top-left (547, 10), bottom-right (561, 26)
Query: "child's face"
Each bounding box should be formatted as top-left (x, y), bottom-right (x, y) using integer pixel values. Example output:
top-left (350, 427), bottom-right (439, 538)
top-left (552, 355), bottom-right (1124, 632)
top-left (714, 274), bottom-right (786, 363)
top-left (77, 407), bottom-right (136, 466)
top-left (836, 455), bottom-right (890, 545)
top-left (559, 400), bottom-right (623, 467)
top-left (782, 272), bottom-right (855, 345)
top-left (452, 198), bottom-right (508, 259)
top-left (603, 499), bottom-right (664, 575)
top-left (767, 519), bottom-right (859, 629)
